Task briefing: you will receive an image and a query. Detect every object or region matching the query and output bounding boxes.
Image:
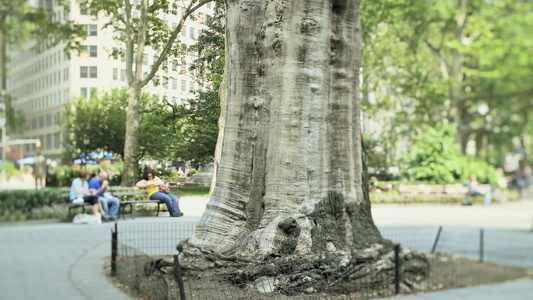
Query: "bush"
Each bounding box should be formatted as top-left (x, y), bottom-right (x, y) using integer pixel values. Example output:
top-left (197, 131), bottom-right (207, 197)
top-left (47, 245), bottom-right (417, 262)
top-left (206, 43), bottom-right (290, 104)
top-left (0, 161), bottom-right (20, 180)
top-left (0, 189), bottom-right (64, 221)
top-left (403, 124), bottom-right (498, 184)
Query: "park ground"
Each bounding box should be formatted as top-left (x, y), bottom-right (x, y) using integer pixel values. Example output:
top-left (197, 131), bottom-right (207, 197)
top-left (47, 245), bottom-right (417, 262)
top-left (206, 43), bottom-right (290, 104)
top-left (0, 175), bottom-right (532, 299)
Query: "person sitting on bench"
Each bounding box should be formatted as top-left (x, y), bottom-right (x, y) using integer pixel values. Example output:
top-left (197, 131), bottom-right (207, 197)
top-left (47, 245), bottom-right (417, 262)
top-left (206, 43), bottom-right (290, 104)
top-left (463, 174), bottom-right (491, 206)
top-left (136, 168), bottom-right (183, 217)
top-left (70, 170), bottom-right (107, 219)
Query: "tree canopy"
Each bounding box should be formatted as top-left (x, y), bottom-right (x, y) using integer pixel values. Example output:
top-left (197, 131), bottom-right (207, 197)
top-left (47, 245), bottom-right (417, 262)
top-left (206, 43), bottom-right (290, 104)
top-left (361, 0), bottom-right (533, 173)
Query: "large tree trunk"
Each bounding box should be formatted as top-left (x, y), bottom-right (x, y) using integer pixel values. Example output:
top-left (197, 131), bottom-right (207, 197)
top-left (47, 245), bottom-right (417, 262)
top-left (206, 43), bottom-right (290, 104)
top-left (181, 0), bottom-right (385, 266)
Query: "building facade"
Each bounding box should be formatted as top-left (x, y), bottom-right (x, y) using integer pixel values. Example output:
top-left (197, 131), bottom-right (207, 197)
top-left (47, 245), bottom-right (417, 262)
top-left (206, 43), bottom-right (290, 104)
top-left (7, 0), bottom-right (214, 161)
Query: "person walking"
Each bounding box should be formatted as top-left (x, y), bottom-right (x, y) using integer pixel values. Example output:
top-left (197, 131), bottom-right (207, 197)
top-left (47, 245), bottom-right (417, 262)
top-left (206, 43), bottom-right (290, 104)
top-left (136, 168), bottom-right (183, 217)
top-left (33, 151), bottom-right (46, 189)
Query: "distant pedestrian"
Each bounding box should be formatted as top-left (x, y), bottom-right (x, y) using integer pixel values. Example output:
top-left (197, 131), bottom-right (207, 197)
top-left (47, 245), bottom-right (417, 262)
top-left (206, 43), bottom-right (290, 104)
top-left (33, 151), bottom-right (46, 189)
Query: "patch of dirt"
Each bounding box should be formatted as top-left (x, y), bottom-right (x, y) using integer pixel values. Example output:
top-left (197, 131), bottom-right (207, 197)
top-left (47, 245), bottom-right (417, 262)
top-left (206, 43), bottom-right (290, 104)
top-left (104, 254), bottom-right (532, 300)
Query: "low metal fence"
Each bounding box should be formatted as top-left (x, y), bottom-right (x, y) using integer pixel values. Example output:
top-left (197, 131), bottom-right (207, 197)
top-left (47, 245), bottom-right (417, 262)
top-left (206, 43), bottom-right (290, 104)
top-left (111, 223), bottom-right (533, 300)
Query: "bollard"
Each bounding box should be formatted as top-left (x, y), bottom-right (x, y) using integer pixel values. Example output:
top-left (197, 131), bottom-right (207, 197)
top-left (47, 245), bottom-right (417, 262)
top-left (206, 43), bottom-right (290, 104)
top-left (174, 255), bottom-right (186, 300)
top-left (479, 229), bottom-right (484, 262)
top-left (111, 222), bottom-right (117, 276)
top-left (394, 244), bottom-right (400, 295)
top-left (431, 226), bottom-right (443, 253)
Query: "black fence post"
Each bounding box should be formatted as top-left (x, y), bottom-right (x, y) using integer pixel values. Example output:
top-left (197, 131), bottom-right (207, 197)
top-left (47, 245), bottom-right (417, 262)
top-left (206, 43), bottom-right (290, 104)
top-left (431, 226), bottom-right (443, 253)
top-left (479, 229), bottom-right (484, 262)
top-left (174, 255), bottom-right (186, 300)
top-left (111, 222), bottom-right (117, 276)
top-left (394, 244), bottom-right (400, 295)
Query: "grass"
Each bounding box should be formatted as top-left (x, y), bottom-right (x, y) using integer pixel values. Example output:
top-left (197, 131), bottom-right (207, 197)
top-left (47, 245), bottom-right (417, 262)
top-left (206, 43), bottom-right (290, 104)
top-left (171, 186), bottom-right (210, 197)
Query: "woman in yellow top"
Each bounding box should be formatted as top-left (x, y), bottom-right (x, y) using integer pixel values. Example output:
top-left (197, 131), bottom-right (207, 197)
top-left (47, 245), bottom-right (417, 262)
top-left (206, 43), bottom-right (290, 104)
top-left (135, 168), bottom-right (183, 217)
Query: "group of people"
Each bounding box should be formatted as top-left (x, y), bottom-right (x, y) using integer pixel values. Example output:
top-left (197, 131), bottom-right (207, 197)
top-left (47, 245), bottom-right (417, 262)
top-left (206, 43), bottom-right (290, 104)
top-left (69, 168), bottom-right (182, 221)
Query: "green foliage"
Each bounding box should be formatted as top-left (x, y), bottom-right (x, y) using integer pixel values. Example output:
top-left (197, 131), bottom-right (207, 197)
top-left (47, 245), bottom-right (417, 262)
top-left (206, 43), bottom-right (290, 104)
top-left (0, 189), bottom-right (64, 221)
top-left (404, 124), bottom-right (497, 184)
top-left (47, 166), bottom-right (80, 187)
top-left (0, 161), bottom-right (19, 180)
top-left (361, 0), bottom-right (533, 166)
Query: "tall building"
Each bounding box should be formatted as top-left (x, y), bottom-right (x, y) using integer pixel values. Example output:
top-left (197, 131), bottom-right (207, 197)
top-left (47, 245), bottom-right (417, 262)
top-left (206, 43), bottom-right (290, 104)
top-left (6, 0), bottom-right (214, 161)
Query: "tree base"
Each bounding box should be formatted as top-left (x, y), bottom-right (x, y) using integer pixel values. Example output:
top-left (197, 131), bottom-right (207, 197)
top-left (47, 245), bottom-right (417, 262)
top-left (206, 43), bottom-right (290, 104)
top-left (174, 240), bottom-right (429, 297)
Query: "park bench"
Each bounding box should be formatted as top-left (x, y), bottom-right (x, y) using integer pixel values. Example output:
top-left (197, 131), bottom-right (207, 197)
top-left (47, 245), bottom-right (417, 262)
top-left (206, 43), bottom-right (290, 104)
top-left (62, 186), bottom-right (180, 219)
top-left (377, 184), bottom-right (492, 203)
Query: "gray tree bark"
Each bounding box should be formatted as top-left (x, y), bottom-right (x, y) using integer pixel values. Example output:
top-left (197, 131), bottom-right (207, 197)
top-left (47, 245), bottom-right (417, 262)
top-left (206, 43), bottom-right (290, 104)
top-left (180, 0), bottom-right (386, 266)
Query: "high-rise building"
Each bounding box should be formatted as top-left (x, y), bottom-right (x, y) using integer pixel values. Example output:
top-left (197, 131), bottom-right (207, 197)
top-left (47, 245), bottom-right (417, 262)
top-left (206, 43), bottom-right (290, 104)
top-left (6, 0), bottom-right (213, 161)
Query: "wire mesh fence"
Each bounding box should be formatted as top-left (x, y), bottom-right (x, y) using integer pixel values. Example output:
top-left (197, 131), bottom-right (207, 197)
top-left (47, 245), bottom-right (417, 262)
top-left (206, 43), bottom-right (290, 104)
top-left (112, 223), bottom-right (533, 300)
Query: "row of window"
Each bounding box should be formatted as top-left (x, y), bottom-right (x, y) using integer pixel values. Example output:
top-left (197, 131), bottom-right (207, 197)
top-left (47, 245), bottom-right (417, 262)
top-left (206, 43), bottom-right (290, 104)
top-left (18, 89), bottom-right (69, 114)
top-left (81, 45), bottom-right (98, 57)
top-left (11, 70), bottom-right (69, 101)
top-left (10, 50), bottom-right (66, 86)
top-left (25, 132), bottom-right (61, 152)
top-left (80, 66), bottom-right (98, 78)
top-left (111, 68), bottom-right (196, 91)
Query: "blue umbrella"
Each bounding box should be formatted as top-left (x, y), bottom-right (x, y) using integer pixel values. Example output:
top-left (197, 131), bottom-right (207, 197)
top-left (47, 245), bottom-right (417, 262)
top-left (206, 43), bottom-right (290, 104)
top-left (17, 157), bottom-right (35, 164)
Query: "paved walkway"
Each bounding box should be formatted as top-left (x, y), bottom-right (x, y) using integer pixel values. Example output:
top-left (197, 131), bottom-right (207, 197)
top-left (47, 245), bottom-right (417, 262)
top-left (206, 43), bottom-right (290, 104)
top-left (1, 194), bottom-right (532, 299)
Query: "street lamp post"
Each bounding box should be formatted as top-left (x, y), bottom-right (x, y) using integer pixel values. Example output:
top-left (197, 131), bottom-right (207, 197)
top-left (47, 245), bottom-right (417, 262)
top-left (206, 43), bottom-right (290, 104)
top-left (83, 135), bottom-right (90, 169)
top-left (0, 99), bottom-right (5, 188)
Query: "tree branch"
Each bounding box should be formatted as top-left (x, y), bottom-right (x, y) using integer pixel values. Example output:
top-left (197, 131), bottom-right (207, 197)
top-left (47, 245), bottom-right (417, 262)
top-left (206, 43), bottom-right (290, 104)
top-left (124, 0), bottom-right (135, 84)
top-left (141, 0), bottom-right (213, 87)
top-left (458, 89), bottom-right (533, 102)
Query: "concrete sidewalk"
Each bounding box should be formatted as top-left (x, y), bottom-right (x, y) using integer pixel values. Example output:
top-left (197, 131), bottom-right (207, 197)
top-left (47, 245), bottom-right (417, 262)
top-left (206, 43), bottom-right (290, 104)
top-left (1, 196), bottom-right (532, 299)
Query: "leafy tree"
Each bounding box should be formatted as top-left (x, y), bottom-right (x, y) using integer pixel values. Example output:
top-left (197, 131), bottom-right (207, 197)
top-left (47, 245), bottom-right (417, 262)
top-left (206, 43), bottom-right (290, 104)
top-left (83, 0), bottom-right (213, 185)
top-left (361, 0), bottom-right (533, 166)
top-left (62, 88), bottom-right (164, 161)
top-left (177, 2), bottom-right (224, 165)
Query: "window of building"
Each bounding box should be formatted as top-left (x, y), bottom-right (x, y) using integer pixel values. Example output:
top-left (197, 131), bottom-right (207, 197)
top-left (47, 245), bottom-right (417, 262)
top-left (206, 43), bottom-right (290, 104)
top-left (181, 26), bottom-right (186, 36)
top-left (32, 118), bottom-right (37, 130)
top-left (64, 68), bottom-right (69, 81)
top-left (54, 112), bottom-right (60, 125)
top-left (162, 78), bottom-right (168, 89)
top-left (190, 28), bottom-right (195, 39)
top-left (54, 132), bottom-right (61, 149)
top-left (80, 66), bottom-right (88, 78)
top-left (80, 3), bottom-right (88, 15)
top-left (39, 116), bottom-right (45, 128)
top-left (63, 88), bottom-right (69, 102)
top-left (190, 80), bottom-right (195, 91)
top-left (46, 134), bottom-right (52, 150)
top-left (113, 68), bottom-right (118, 80)
top-left (171, 62), bottom-right (177, 72)
top-left (172, 78), bottom-right (177, 90)
top-left (181, 80), bottom-right (186, 91)
top-left (80, 87), bottom-right (88, 98)
top-left (86, 24), bottom-right (97, 36)
top-left (89, 45), bottom-right (97, 57)
top-left (142, 54), bottom-right (149, 66)
top-left (120, 69), bottom-right (126, 81)
top-left (89, 66), bottom-right (97, 78)
top-left (46, 114), bottom-right (52, 127)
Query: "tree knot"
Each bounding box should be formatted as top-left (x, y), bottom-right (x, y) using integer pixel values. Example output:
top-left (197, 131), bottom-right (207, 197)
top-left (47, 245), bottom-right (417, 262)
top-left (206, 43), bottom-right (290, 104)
top-left (278, 218), bottom-right (300, 235)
